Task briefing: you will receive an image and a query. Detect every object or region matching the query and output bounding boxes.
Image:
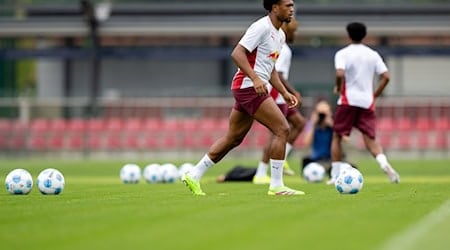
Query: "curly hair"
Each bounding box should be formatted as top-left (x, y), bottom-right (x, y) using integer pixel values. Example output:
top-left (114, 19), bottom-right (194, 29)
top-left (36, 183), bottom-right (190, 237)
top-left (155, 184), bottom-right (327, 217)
top-left (263, 0), bottom-right (281, 11)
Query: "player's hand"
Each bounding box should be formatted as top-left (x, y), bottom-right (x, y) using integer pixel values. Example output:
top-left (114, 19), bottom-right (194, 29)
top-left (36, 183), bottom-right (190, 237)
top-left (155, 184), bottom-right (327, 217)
top-left (282, 92), bottom-right (298, 108)
top-left (333, 86), bottom-right (340, 95)
top-left (294, 91), bottom-right (302, 109)
top-left (253, 78), bottom-right (268, 96)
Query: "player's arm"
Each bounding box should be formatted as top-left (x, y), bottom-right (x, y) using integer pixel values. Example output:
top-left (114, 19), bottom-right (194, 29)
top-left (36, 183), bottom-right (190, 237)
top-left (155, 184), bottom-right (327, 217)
top-left (334, 69), bottom-right (345, 94)
top-left (374, 71), bottom-right (390, 98)
top-left (278, 72), bottom-right (302, 108)
top-left (231, 44), bottom-right (267, 96)
top-left (270, 69), bottom-right (298, 108)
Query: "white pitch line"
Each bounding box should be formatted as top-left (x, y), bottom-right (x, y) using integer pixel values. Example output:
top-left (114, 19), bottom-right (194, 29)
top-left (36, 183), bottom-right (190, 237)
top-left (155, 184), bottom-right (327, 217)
top-left (378, 198), bottom-right (450, 250)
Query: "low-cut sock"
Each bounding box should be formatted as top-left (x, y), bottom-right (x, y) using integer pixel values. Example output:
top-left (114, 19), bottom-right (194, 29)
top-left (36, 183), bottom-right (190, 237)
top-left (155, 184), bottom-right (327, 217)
top-left (330, 161), bottom-right (344, 179)
top-left (189, 154), bottom-right (214, 181)
top-left (269, 159), bottom-right (284, 188)
top-left (255, 161), bottom-right (268, 178)
top-left (375, 153), bottom-right (390, 171)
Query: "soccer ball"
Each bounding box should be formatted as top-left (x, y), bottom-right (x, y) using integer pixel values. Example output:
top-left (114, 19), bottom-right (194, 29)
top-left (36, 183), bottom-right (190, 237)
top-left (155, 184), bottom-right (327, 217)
top-left (143, 163), bottom-right (162, 183)
top-left (160, 163), bottom-right (179, 183)
top-left (36, 168), bottom-right (65, 195)
top-left (5, 169), bottom-right (33, 195)
top-left (303, 162), bottom-right (326, 183)
top-left (335, 167), bottom-right (364, 194)
top-left (178, 162), bottom-right (194, 177)
top-left (120, 163), bottom-right (141, 184)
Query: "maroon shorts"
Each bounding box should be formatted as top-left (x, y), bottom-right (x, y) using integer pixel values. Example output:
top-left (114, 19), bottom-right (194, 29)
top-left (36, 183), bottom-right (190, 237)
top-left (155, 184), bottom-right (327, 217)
top-left (286, 106), bottom-right (298, 118)
top-left (333, 105), bottom-right (376, 139)
top-left (277, 104), bottom-right (289, 116)
top-left (232, 87), bottom-right (270, 116)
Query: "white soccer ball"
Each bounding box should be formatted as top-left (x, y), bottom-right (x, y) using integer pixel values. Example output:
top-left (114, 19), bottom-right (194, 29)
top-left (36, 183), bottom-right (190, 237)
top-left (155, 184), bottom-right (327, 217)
top-left (335, 167), bottom-right (364, 194)
top-left (5, 169), bottom-right (33, 195)
top-left (160, 163), bottom-right (179, 183)
top-left (120, 163), bottom-right (141, 184)
top-left (143, 163), bottom-right (162, 183)
top-left (303, 162), bottom-right (326, 183)
top-left (36, 168), bottom-right (65, 195)
top-left (178, 162), bottom-right (194, 177)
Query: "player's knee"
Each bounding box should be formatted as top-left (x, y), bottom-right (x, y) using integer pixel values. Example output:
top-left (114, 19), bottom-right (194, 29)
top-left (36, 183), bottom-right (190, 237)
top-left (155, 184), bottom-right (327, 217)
top-left (273, 124), bottom-right (289, 139)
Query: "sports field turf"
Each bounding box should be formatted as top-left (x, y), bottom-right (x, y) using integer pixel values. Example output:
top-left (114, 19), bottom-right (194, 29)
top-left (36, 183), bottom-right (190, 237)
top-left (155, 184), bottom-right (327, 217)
top-left (1, 157), bottom-right (449, 250)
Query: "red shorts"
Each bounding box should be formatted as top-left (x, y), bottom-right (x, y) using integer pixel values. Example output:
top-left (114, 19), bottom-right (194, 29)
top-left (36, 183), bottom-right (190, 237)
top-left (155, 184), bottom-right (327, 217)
top-left (333, 105), bottom-right (376, 139)
top-left (232, 87), bottom-right (270, 116)
top-left (277, 104), bottom-right (289, 116)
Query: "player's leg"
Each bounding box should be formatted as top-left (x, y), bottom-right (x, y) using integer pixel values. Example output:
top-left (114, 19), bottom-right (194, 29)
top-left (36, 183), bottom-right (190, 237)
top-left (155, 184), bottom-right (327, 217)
top-left (253, 132), bottom-right (272, 184)
top-left (283, 109), bottom-right (306, 175)
top-left (183, 108), bottom-right (253, 195)
top-left (357, 109), bottom-right (400, 183)
top-left (253, 98), bottom-right (304, 195)
top-left (328, 105), bottom-right (355, 185)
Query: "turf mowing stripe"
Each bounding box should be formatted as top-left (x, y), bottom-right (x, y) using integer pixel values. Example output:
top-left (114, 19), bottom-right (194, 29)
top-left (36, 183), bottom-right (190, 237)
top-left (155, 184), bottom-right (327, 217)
top-left (377, 198), bottom-right (450, 250)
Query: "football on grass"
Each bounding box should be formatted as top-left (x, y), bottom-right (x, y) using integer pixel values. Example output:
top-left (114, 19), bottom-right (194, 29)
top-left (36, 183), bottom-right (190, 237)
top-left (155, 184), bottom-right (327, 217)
top-left (5, 168), bottom-right (33, 195)
top-left (37, 168), bottom-right (65, 195)
top-left (335, 167), bottom-right (363, 194)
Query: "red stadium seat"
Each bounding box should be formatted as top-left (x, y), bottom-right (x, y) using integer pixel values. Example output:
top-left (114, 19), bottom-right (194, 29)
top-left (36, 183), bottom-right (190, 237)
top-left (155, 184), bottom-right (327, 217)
top-left (0, 119), bottom-right (12, 134)
top-left (66, 134), bottom-right (84, 150)
top-left (396, 133), bottom-right (412, 150)
top-left (123, 134), bottom-right (140, 149)
top-left (67, 119), bottom-right (86, 133)
top-left (415, 118), bottom-right (432, 131)
top-left (48, 119), bottom-right (67, 134)
top-left (87, 134), bottom-right (103, 150)
top-left (377, 117), bottom-right (395, 132)
top-left (434, 118), bottom-right (449, 131)
top-left (30, 118), bottom-right (49, 132)
top-left (123, 118), bottom-right (143, 133)
top-left (416, 132), bottom-right (430, 150)
top-left (434, 132), bottom-right (449, 149)
top-left (105, 118), bottom-right (123, 132)
top-left (396, 118), bottom-right (412, 131)
top-left (105, 134), bottom-right (122, 150)
top-left (8, 136), bottom-right (26, 150)
top-left (87, 119), bottom-right (106, 133)
top-left (29, 135), bottom-right (47, 151)
top-left (142, 135), bottom-right (158, 149)
top-left (142, 118), bottom-right (163, 132)
top-left (47, 135), bottom-right (65, 150)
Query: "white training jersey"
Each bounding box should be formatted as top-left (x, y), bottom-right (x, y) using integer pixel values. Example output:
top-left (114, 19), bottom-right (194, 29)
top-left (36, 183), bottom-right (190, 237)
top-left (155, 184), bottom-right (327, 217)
top-left (334, 44), bottom-right (388, 109)
top-left (231, 16), bottom-right (285, 90)
top-left (269, 42), bottom-right (292, 104)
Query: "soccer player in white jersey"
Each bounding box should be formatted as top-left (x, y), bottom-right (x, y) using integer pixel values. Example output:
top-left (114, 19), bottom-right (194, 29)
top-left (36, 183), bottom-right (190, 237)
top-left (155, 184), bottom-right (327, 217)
top-left (328, 22), bottom-right (400, 185)
top-left (182, 0), bottom-right (305, 196)
top-left (253, 18), bottom-right (306, 184)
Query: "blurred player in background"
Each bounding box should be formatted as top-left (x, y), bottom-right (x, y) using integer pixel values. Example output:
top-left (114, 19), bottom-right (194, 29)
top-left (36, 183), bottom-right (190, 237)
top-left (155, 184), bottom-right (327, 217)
top-left (182, 0), bottom-right (305, 196)
top-left (252, 18), bottom-right (306, 184)
top-left (329, 22), bottom-right (400, 185)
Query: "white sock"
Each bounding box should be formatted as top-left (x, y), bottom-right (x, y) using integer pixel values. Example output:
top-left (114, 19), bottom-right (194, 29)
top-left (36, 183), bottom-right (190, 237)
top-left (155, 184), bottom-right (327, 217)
top-left (270, 159), bottom-right (284, 188)
top-left (255, 161), bottom-right (268, 177)
top-left (331, 161), bottom-right (343, 179)
top-left (376, 154), bottom-right (389, 170)
top-left (285, 143), bottom-right (293, 158)
top-left (190, 154), bottom-right (215, 181)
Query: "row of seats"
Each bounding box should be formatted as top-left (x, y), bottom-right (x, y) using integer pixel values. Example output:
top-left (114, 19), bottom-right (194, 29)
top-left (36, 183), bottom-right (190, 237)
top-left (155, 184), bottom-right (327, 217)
top-left (0, 118), bottom-right (448, 151)
top-left (0, 117), bottom-right (448, 134)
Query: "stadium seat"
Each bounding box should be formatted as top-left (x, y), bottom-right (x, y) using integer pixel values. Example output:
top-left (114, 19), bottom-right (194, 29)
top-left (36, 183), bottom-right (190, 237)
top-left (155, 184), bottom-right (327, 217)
top-left (396, 118), bottom-right (412, 131)
top-left (377, 117), bottom-right (395, 132)
top-left (87, 134), bottom-right (103, 150)
top-left (123, 134), bottom-right (140, 150)
top-left (396, 133), bottom-right (412, 150)
top-left (142, 118), bottom-right (163, 132)
top-left (378, 132), bottom-right (393, 149)
top-left (142, 135), bottom-right (158, 149)
top-left (66, 134), bottom-right (84, 150)
top-left (105, 134), bottom-right (122, 150)
top-left (415, 118), bottom-right (432, 131)
top-left (8, 136), bottom-right (26, 150)
top-left (180, 118), bottom-right (199, 132)
top-left (434, 118), bottom-right (449, 131)
top-left (47, 135), bottom-right (65, 150)
top-left (0, 119), bottom-right (12, 134)
top-left (30, 118), bottom-right (49, 132)
top-left (105, 118), bottom-right (123, 133)
top-left (123, 118), bottom-right (143, 133)
top-left (29, 135), bottom-right (47, 151)
top-left (87, 119), bottom-right (106, 133)
top-left (434, 132), bottom-right (449, 149)
top-left (416, 132), bottom-right (430, 150)
top-left (48, 119), bottom-right (67, 134)
top-left (67, 119), bottom-right (86, 133)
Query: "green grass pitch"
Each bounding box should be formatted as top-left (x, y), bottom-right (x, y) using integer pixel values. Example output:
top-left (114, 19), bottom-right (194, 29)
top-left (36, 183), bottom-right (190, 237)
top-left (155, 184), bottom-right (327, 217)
top-left (1, 157), bottom-right (449, 250)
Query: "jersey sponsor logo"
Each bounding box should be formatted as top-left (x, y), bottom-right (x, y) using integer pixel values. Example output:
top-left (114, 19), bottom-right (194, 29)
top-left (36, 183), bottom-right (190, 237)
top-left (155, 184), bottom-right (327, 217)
top-left (268, 51), bottom-right (280, 62)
